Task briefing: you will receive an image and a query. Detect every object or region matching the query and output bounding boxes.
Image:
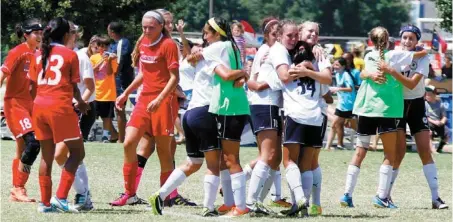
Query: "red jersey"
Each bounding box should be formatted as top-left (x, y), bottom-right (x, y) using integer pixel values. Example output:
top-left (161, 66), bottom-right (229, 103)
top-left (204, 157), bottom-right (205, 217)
top-left (28, 44), bottom-right (80, 108)
top-left (139, 35), bottom-right (179, 95)
top-left (1, 43), bottom-right (35, 101)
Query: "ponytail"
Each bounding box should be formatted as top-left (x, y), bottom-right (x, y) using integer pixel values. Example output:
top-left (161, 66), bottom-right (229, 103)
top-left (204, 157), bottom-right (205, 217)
top-left (40, 17), bottom-right (70, 78)
top-left (131, 34), bottom-right (144, 68)
top-left (206, 17), bottom-right (241, 68)
top-left (41, 26), bottom-right (52, 77)
top-left (15, 24), bottom-right (24, 40)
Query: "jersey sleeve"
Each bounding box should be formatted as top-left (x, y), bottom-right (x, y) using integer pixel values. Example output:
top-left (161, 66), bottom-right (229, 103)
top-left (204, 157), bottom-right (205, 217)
top-left (81, 54), bottom-right (94, 80)
top-left (27, 56), bottom-right (38, 82)
top-left (320, 84), bottom-right (329, 96)
top-left (316, 57), bottom-right (332, 72)
top-left (389, 50), bottom-right (414, 72)
top-left (415, 56), bottom-right (430, 77)
top-left (270, 44), bottom-right (291, 69)
top-left (164, 40), bottom-right (179, 71)
top-left (70, 54), bottom-right (81, 84)
top-left (260, 63), bottom-right (284, 91)
top-left (1, 49), bottom-right (20, 77)
top-left (202, 41), bottom-right (226, 64)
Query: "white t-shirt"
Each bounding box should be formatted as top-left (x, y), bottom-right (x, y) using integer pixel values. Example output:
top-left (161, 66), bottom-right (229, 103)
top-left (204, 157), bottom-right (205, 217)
top-left (202, 41), bottom-right (230, 73)
top-left (73, 50), bottom-right (95, 103)
top-left (187, 60), bottom-right (217, 110)
top-left (248, 44), bottom-right (283, 106)
top-left (179, 59), bottom-right (195, 91)
top-left (401, 55), bottom-right (429, 99)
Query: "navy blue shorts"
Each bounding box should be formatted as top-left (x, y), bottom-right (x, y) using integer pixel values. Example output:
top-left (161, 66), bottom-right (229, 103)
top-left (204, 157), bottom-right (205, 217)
top-left (250, 105), bottom-right (282, 136)
top-left (283, 116), bottom-right (324, 148)
top-left (396, 97), bottom-right (429, 135)
top-left (215, 115), bottom-right (248, 141)
top-left (182, 106), bottom-right (219, 158)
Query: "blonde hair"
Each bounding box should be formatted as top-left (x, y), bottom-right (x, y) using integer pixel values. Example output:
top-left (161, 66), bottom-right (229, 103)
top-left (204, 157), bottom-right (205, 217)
top-left (369, 26), bottom-right (389, 66)
top-left (298, 21), bottom-right (320, 33)
top-left (87, 35), bottom-right (100, 57)
top-left (131, 34), bottom-right (144, 68)
top-left (277, 19), bottom-right (297, 36)
top-left (231, 22), bottom-right (244, 34)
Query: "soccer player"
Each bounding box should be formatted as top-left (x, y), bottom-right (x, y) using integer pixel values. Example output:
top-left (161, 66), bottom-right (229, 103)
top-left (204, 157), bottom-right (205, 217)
top-left (0, 18), bottom-right (43, 203)
top-left (28, 17), bottom-right (89, 213)
top-left (340, 26), bottom-right (427, 208)
top-left (380, 25), bottom-right (448, 209)
top-left (112, 10), bottom-right (179, 207)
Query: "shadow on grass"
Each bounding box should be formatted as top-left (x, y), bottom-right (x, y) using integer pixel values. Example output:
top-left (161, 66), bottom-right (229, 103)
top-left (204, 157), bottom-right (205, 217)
top-left (320, 214), bottom-right (390, 219)
top-left (87, 208), bottom-right (145, 214)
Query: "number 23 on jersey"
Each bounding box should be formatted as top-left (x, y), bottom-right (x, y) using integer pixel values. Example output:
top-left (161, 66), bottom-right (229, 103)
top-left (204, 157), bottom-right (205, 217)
top-left (34, 55), bottom-right (64, 85)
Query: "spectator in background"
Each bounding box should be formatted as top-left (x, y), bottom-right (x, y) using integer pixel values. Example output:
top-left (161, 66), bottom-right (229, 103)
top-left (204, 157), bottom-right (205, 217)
top-left (79, 35), bottom-right (100, 58)
top-left (244, 55), bottom-right (254, 75)
top-left (352, 48), bottom-right (364, 71)
top-left (442, 54), bottom-right (452, 79)
top-left (425, 86), bottom-right (449, 153)
top-left (342, 52), bottom-right (361, 90)
top-left (231, 21), bottom-right (246, 65)
top-left (107, 21), bottom-right (134, 143)
top-left (428, 64), bottom-right (436, 78)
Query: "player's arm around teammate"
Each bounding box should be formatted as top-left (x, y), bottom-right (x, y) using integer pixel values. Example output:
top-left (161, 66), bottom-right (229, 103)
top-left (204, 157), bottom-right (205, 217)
top-left (0, 18), bottom-right (43, 203)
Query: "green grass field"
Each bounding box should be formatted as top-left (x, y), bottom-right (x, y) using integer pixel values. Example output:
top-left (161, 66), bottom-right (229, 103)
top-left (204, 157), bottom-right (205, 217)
top-left (1, 140), bottom-right (452, 221)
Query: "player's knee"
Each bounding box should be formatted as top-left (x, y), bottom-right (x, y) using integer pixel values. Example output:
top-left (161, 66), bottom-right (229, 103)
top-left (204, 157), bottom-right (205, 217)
top-left (20, 132), bottom-right (41, 166)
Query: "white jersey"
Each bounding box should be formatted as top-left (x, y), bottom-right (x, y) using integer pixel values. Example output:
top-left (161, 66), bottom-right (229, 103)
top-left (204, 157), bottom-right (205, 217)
top-left (187, 60), bottom-right (218, 110)
top-left (319, 84), bottom-right (330, 115)
top-left (401, 55), bottom-right (429, 100)
top-left (179, 59), bottom-right (195, 91)
top-left (73, 50), bottom-right (95, 103)
top-left (248, 44), bottom-right (283, 106)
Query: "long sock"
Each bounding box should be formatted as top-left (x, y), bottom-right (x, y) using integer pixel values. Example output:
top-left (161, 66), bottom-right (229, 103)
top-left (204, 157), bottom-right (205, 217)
top-left (123, 162), bottom-right (138, 196)
top-left (312, 167), bottom-right (322, 206)
top-left (39, 176), bottom-right (52, 206)
top-left (159, 168), bottom-right (186, 200)
top-left (135, 155), bottom-right (148, 191)
top-left (377, 165), bottom-right (392, 199)
top-left (73, 162), bottom-right (89, 195)
top-left (423, 163), bottom-right (439, 201)
top-left (204, 175), bottom-right (220, 211)
top-left (160, 171), bottom-right (180, 200)
top-left (301, 171), bottom-right (313, 201)
top-left (388, 169), bottom-right (399, 197)
top-left (270, 170), bottom-right (282, 201)
top-left (243, 164), bottom-right (253, 181)
top-left (344, 165), bottom-right (360, 196)
top-left (260, 169), bottom-right (276, 202)
top-left (287, 183), bottom-right (296, 205)
top-left (286, 163), bottom-right (305, 203)
top-left (247, 160), bottom-right (270, 204)
top-left (12, 159), bottom-right (19, 187)
top-left (56, 169), bottom-right (75, 199)
top-left (220, 170), bottom-right (234, 206)
top-left (231, 171), bottom-right (246, 211)
top-left (16, 170), bottom-right (30, 188)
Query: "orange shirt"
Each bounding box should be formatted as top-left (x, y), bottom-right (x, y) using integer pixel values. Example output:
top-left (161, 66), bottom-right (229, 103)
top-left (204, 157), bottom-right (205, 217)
top-left (90, 53), bottom-right (118, 101)
top-left (139, 35), bottom-right (179, 95)
top-left (1, 43), bottom-right (35, 101)
top-left (28, 44), bottom-right (80, 108)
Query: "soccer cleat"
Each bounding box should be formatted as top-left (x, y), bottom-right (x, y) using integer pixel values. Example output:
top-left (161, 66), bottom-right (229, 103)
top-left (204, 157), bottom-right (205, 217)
top-left (74, 191), bottom-right (94, 211)
top-left (279, 200), bottom-right (308, 217)
top-left (432, 198), bottom-right (449, 209)
top-left (217, 204), bottom-right (235, 215)
top-left (247, 202), bottom-right (274, 216)
top-left (50, 196), bottom-right (79, 213)
top-left (387, 196), bottom-right (398, 209)
top-left (201, 207), bottom-right (219, 217)
top-left (268, 198), bottom-right (292, 208)
top-left (373, 195), bottom-right (391, 208)
top-left (340, 193), bottom-right (354, 208)
top-left (10, 187), bottom-right (36, 202)
top-left (222, 206), bottom-right (250, 217)
top-left (309, 204), bottom-right (322, 216)
top-left (148, 192), bottom-right (164, 215)
top-left (37, 203), bottom-right (57, 213)
top-left (110, 193), bottom-right (139, 206)
top-left (164, 194), bottom-right (197, 207)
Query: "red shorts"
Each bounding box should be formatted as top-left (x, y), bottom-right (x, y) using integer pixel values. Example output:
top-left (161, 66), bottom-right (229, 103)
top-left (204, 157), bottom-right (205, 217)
top-left (127, 94), bottom-right (178, 136)
top-left (3, 98), bottom-right (34, 138)
top-left (32, 104), bottom-right (82, 143)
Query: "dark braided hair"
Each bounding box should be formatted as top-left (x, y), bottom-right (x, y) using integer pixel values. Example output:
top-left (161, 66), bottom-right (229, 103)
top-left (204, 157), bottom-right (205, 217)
top-left (41, 17), bottom-right (70, 77)
top-left (206, 17), bottom-right (241, 68)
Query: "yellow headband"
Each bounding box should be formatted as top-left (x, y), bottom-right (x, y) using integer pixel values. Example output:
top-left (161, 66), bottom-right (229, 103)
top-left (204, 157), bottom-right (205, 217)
top-left (208, 18), bottom-right (227, 37)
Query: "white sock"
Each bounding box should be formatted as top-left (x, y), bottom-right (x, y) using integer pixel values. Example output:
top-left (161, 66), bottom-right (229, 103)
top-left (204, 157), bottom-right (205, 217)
top-left (259, 169), bottom-right (276, 202)
top-left (159, 168), bottom-right (186, 199)
top-left (301, 171), bottom-right (313, 201)
top-left (344, 165), bottom-right (360, 196)
top-left (243, 164), bottom-right (253, 181)
top-left (231, 171), bottom-right (246, 210)
top-left (388, 169), bottom-right (399, 197)
top-left (73, 162), bottom-right (89, 195)
top-left (270, 170), bottom-right (282, 201)
top-left (288, 183), bottom-right (296, 205)
top-left (423, 163), bottom-right (439, 201)
top-left (286, 163), bottom-right (306, 204)
top-left (377, 165), bottom-right (392, 199)
top-left (203, 175), bottom-right (220, 211)
top-left (247, 161), bottom-right (270, 204)
top-left (220, 170), bottom-right (235, 206)
top-left (312, 167), bottom-right (322, 206)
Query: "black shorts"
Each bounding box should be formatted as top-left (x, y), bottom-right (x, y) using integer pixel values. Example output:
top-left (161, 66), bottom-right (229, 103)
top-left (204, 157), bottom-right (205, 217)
top-left (215, 115), bottom-right (248, 141)
top-left (320, 114), bottom-right (328, 141)
top-left (429, 124), bottom-right (447, 139)
top-left (95, 101), bottom-right (115, 118)
top-left (250, 105), bottom-right (282, 136)
top-left (335, 109), bottom-right (353, 119)
top-left (183, 106), bottom-right (219, 158)
top-left (396, 97), bottom-right (430, 135)
top-left (75, 102), bottom-right (97, 140)
top-left (356, 116), bottom-right (398, 135)
top-left (283, 116), bottom-right (324, 148)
